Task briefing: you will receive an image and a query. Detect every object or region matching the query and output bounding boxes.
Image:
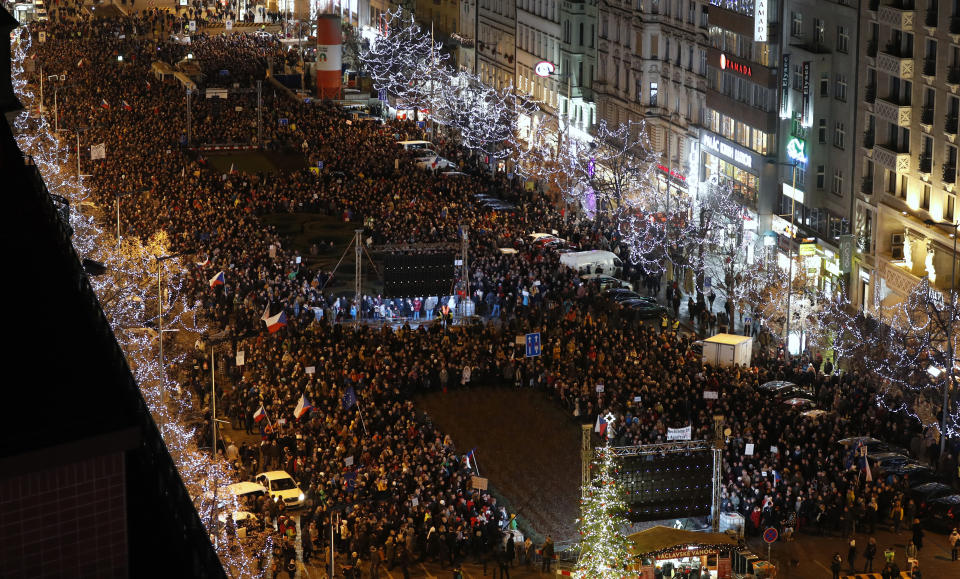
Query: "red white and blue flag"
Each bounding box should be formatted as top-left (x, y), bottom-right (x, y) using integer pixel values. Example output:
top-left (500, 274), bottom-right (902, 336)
top-left (294, 394), bottom-right (313, 420)
top-left (594, 414), bottom-right (608, 437)
top-left (122, 100), bottom-right (132, 111)
top-left (253, 405), bottom-right (266, 423)
top-left (100, 98), bottom-right (110, 109)
top-left (208, 271), bottom-right (225, 288)
top-left (264, 310), bottom-right (287, 333)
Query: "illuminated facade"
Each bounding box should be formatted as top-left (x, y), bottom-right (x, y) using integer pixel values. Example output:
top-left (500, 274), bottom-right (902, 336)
top-left (854, 0), bottom-right (960, 312)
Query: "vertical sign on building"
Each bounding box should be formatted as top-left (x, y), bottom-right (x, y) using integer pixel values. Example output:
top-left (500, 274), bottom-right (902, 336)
top-left (755, 0), bottom-right (768, 42)
top-left (780, 53), bottom-right (791, 118)
top-left (801, 61), bottom-right (811, 126)
top-left (316, 14), bottom-right (343, 100)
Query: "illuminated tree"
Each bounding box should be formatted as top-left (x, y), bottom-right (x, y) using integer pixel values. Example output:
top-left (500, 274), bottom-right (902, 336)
top-left (575, 444), bottom-right (633, 578)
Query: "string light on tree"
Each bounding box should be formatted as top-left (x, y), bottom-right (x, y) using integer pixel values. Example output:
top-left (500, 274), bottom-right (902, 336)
top-left (574, 441), bottom-right (633, 579)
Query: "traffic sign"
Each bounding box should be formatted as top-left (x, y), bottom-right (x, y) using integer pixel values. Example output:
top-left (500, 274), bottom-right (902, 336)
top-left (525, 332), bottom-right (541, 357)
top-left (762, 527), bottom-right (778, 543)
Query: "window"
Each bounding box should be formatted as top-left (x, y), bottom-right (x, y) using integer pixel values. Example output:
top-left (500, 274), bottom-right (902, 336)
top-left (814, 18), bottom-right (825, 45)
top-left (948, 193), bottom-right (956, 221)
top-left (650, 82), bottom-right (659, 106)
top-left (699, 49), bottom-right (707, 75)
top-left (833, 169), bottom-right (844, 196)
top-left (923, 184), bottom-right (931, 210)
top-left (817, 165), bottom-right (826, 189)
top-left (837, 25), bottom-right (849, 53)
top-left (688, 0), bottom-right (695, 24)
top-left (636, 78), bottom-right (643, 102)
top-left (836, 74), bottom-right (848, 102)
top-left (791, 12), bottom-right (803, 38)
top-left (650, 34), bottom-right (659, 59)
top-left (819, 118), bottom-right (827, 143)
top-left (835, 121), bottom-right (846, 149)
top-left (793, 63), bottom-right (803, 90)
top-left (820, 73), bottom-right (830, 98)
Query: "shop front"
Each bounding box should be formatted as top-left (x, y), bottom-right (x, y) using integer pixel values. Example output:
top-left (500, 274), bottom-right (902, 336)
top-left (627, 526), bottom-right (742, 579)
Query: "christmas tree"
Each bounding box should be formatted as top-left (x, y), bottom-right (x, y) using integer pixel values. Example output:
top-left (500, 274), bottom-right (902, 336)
top-left (574, 443), bottom-right (633, 578)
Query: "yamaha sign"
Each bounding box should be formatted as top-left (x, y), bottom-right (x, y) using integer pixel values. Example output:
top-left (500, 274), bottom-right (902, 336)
top-left (534, 61), bottom-right (555, 77)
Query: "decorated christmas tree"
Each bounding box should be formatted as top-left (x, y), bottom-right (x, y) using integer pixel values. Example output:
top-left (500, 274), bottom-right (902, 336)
top-left (574, 442), bottom-right (633, 578)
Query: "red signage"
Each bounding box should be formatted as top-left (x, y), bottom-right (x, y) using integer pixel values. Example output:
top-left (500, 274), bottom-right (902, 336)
top-left (720, 53), bottom-right (752, 77)
top-left (657, 164), bottom-right (687, 183)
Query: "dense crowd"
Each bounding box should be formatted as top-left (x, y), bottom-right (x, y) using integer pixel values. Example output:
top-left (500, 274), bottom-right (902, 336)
top-left (26, 9), bottom-right (960, 577)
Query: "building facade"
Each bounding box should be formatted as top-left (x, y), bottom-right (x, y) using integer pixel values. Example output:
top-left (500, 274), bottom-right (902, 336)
top-left (774, 0), bottom-right (859, 297)
top-left (595, 0), bottom-right (710, 205)
top-left (854, 0), bottom-right (960, 312)
top-left (478, 0), bottom-right (518, 89)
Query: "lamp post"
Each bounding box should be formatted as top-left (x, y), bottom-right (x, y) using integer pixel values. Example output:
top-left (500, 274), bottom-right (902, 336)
top-left (766, 160), bottom-right (800, 357)
top-left (155, 249), bottom-right (195, 435)
top-left (924, 217), bottom-right (958, 453)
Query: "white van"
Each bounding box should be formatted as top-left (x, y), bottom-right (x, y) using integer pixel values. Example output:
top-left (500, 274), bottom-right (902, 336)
top-left (560, 250), bottom-right (623, 274)
top-left (397, 140), bottom-right (433, 151)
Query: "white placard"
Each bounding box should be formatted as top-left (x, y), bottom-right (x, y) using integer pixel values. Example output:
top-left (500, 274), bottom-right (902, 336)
top-left (515, 335), bottom-right (526, 345)
top-left (770, 445), bottom-right (779, 454)
top-left (703, 391), bottom-right (719, 399)
top-left (236, 350), bottom-right (245, 366)
top-left (411, 497), bottom-right (419, 507)
top-left (189, 20), bottom-right (197, 32)
top-left (745, 443), bottom-right (755, 456)
top-left (667, 426), bottom-right (692, 441)
top-left (595, 384), bottom-right (604, 393)
top-left (225, 20), bottom-right (233, 30)
top-left (344, 456), bottom-right (354, 466)
top-left (90, 142), bottom-right (106, 160)
top-left (269, 244), bottom-right (276, 258)
top-left (633, 396), bottom-right (642, 403)
top-left (305, 366), bottom-right (315, 375)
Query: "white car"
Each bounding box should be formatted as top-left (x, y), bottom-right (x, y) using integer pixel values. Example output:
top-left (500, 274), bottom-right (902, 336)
top-left (255, 471), bottom-right (305, 509)
top-left (415, 155), bottom-right (457, 170)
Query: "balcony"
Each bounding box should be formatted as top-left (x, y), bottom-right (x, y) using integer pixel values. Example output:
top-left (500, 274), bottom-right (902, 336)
top-left (946, 113), bottom-right (959, 136)
top-left (876, 95), bottom-right (913, 126)
top-left (949, 66), bottom-right (960, 86)
top-left (921, 105), bottom-right (935, 127)
top-left (867, 40), bottom-right (878, 58)
top-left (923, 56), bottom-right (937, 77)
top-left (865, 83), bottom-right (877, 104)
top-left (927, 8), bottom-right (939, 27)
top-left (919, 153), bottom-right (933, 175)
top-left (874, 141), bottom-right (912, 173)
top-left (864, 130), bottom-right (875, 149)
top-left (879, 4), bottom-right (916, 32)
top-left (878, 46), bottom-right (915, 79)
top-left (944, 163), bottom-right (957, 184)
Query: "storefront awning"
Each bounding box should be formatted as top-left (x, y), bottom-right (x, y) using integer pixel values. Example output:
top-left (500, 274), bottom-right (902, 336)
top-left (628, 526), bottom-right (739, 559)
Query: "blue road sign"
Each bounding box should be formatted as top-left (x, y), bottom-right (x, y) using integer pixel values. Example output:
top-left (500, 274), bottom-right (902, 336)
top-left (378, 88), bottom-right (387, 101)
top-left (763, 527), bottom-right (778, 543)
top-left (525, 332), bottom-right (541, 357)
top-left (317, 160), bottom-right (324, 170)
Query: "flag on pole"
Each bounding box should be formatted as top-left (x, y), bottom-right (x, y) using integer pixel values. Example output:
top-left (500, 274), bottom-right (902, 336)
top-left (253, 405), bottom-right (266, 423)
top-left (342, 386), bottom-right (357, 410)
top-left (465, 448), bottom-right (477, 471)
top-left (294, 394), bottom-right (313, 420)
top-left (122, 100), bottom-right (132, 111)
top-left (264, 310), bottom-right (287, 333)
top-left (261, 304), bottom-right (272, 322)
top-left (77, 58), bottom-right (84, 68)
top-left (146, 80), bottom-right (151, 90)
top-left (208, 271), bottom-right (225, 288)
top-left (100, 98), bottom-right (110, 109)
top-left (594, 414), bottom-right (608, 436)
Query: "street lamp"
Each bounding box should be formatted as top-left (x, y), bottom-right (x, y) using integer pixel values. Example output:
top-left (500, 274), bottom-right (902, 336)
top-left (924, 217), bottom-right (958, 454)
top-left (768, 160), bottom-right (801, 357)
top-left (155, 249), bottom-right (195, 435)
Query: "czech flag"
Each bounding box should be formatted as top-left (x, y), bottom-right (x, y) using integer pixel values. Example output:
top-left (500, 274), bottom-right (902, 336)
top-left (264, 310), bottom-right (287, 333)
top-left (253, 405), bottom-right (266, 423)
top-left (100, 98), bottom-right (110, 109)
top-left (594, 414), bottom-right (608, 437)
top-left (294, 394), bottom-right (313, 420)
top-left (208, 271), bottom-right (225, 288)
top-left (122, 100), bottom-right (132, 111)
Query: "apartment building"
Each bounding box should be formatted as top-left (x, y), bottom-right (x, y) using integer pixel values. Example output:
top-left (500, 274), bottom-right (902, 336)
top-left (517, 0), bottom-right (563, 112)
top-left (854, 0), bottom-right (960, 312)
top-left (774, 0), bottom-right (859, 296)
top-left (478, 0), bottom-right (518, 89)
top-left (595, 0), bottom-right (710, 204)
top-left (558, 0), bottom-right (598, 138)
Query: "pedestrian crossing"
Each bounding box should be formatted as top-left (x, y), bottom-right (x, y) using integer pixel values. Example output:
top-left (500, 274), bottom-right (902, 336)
top-left (841, 573), bottom-right (914, 578)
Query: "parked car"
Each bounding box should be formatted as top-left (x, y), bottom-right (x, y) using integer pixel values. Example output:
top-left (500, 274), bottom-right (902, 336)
top-left (918, 494), bottom-right (960, 533)
top-left (911, 482), bottom-right (958, 505)
top-left (255, 470), bottom-right (305, 508)
top-left (619, 298), bottom-right (668, 319)
top-left (582, 274), bottom-right (634, 291)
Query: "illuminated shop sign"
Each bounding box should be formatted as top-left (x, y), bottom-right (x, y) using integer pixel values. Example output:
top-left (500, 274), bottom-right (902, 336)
top-left (720, 53), bottom-right (752, 77)
top-left (786, 138), bottom-right (808, 164)
top-left (656, 164), bottom-right (687, 183)
top-left (755, 0), bottom-right (768, 42)
top-left (702, 134), bottom-right (753, 169)
top-left (534, 61), bottom-right (555, 77)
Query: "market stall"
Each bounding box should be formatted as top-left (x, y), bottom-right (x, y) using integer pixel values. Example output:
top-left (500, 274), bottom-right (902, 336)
top-left (628, 526), bottom-right (741, 579)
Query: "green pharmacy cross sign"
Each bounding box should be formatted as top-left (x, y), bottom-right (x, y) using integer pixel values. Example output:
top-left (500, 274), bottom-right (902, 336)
top-left (786, 138), bottom-right (808, 164)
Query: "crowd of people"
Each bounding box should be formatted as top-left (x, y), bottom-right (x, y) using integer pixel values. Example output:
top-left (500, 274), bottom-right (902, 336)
top-left (25, 7), bottom-right (960, 577)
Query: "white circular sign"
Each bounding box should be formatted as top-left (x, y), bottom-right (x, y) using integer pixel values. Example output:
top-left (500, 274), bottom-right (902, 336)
top-left (534, 61), bottom-right (555, 77)
top-left (720, 53), bottom-right (726, 70)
